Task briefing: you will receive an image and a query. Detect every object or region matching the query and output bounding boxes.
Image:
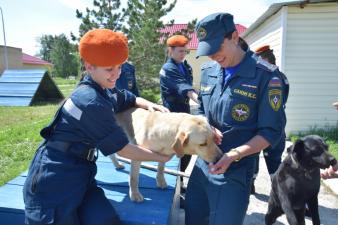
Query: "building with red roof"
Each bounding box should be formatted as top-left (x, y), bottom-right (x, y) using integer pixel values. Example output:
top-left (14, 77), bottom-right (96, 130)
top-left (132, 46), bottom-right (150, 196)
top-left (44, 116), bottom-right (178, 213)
top-left (0, 46), bottom-right (52, 74)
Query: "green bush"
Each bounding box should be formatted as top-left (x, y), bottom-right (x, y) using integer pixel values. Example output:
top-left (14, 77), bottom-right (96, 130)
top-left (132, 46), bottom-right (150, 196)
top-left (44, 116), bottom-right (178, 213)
top-left (289, 123), bottom-right (338, 159)
top-left (140, 88), bottom-right (161, 103)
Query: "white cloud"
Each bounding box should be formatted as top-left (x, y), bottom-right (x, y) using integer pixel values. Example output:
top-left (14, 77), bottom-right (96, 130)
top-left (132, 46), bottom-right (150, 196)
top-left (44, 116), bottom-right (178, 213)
top-left (163, 0), bottom-right (281, 27)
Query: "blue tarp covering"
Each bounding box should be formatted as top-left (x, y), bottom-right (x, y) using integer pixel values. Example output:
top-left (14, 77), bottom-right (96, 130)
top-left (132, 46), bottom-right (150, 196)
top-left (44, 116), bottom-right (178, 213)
top-left (0, 69), bottom-right (64, 106)
top-left (0, 153), bottom-right (180, 225)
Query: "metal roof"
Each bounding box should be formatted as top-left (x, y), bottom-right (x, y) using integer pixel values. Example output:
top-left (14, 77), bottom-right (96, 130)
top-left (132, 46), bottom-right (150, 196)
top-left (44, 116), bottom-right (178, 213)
top-left (160, 23), bottom-right (247, 50)
top-left (241, 0), bottom-right (337, 38)
top-left (0, 69), bottom-right (64, 106)
top-left (22, 53), bottom-right (52, 65)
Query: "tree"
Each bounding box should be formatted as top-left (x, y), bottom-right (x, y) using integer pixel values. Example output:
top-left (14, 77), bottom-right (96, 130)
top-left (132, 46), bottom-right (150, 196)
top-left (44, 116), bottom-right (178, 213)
top-left (50, 34), bottom-right (80, 78)
top-left (37, 35), bottom-right (55, 62)
top-left (71, 0), bottom-right (124, 41)
top-left (124, 0), bottom-right (177, 89)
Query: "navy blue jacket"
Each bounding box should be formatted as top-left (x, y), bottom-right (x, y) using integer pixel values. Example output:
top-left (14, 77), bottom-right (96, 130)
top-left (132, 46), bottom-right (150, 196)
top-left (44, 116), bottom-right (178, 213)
top-left (116, 62), bottom-right (140, 97)
top-left (198, 51), bottom-right (286, 154)
top-left (160, 58), bottom-right (194, 113)
top-left (49, 75), bottom-right (136, 156)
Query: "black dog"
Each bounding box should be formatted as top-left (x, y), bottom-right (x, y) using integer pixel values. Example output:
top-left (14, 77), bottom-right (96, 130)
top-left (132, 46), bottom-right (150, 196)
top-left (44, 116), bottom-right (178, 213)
top-left (265, 135), bottom-right (337, 225)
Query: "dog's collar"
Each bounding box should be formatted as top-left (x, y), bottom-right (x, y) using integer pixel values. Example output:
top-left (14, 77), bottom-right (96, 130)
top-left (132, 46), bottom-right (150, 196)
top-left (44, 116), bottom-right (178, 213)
top-left (290, 153), bottom-right (316, 179)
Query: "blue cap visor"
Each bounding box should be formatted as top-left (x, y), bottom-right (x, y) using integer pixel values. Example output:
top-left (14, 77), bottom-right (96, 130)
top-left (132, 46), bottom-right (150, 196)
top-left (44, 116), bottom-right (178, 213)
top-left (196, 36), bottom-right (224, 58)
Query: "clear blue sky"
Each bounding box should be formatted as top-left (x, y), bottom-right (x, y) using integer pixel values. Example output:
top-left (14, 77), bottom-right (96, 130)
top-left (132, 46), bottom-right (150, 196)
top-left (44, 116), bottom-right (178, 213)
top-left (0, 0), bottom-right (286, 56)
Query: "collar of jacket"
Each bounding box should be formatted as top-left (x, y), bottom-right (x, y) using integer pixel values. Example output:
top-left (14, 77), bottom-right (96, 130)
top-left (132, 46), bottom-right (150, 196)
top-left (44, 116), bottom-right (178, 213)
top-left (216, 50), bottom-right (257, 84)
top-left (79, 75), bottom-right (110, 100)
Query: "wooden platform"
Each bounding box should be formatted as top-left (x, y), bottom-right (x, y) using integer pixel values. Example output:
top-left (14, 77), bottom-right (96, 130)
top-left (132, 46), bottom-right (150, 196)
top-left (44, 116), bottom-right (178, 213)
top-left (0, 153), bottom-right (180, 225)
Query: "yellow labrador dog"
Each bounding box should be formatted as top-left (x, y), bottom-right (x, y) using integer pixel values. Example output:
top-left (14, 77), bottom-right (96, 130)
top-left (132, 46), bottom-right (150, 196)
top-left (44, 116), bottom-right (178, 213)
top-left (112, 107), bottom-right (223, 202)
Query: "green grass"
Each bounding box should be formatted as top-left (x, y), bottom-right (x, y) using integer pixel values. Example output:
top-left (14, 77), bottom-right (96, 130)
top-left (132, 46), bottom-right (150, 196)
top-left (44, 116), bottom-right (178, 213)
top-left (53, 77), bottom-right (79, 97)
top-left (289, 124), bottom-right (338, 159)
top-left (0, 105), bottom-right (58, 186)
top-left (0, 77), bottom-right (77, 186)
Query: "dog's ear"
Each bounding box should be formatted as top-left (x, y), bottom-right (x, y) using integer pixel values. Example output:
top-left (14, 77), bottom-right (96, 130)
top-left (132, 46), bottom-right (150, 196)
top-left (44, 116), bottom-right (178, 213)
top-left (293, 139), bottom-right (305, 159)
top-left (171, 131), bottom-right (189, 158)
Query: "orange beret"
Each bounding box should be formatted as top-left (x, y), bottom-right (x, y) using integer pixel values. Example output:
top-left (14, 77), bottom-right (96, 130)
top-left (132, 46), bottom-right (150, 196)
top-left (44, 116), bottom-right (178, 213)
top-left (166, 35), bottom-right (189, 47)
top-left (255, 45), bottom-right (271, 54)
top-left (79, 29), bottom-right (128, 67)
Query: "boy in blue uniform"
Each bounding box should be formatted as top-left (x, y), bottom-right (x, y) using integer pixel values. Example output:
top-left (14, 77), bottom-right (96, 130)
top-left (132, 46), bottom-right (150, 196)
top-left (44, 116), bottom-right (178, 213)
top-left (251, 45), bottom-right (289, 194)
top-left (159, 35), bottom-right (199, 182)
top-left (23, 29), bottom-right (170, 225)
top-left (185, 13), bottom-right (286, 225)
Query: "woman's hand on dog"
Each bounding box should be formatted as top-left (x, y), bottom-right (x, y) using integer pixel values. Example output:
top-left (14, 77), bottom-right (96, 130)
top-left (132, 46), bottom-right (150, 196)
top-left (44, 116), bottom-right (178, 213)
top-left (211, 126), bottom-right (223, 145)
top-left (147, 103), bottom-right (169, 113)
top-left (321, 164), bottom-right (338, 179)
top-left (135, 97), bottom-right (170, 113)
top-left (208, 151), bottom-right (238, 174)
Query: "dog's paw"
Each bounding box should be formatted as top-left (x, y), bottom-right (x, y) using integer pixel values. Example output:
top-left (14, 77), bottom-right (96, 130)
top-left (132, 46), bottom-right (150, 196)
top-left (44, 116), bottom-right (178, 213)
top-left (156, 176), bottom-right (167, 189)
top-left (130, 191), bottom-right (144, 202)
top-left (115, 163), bottom-right (125, 170)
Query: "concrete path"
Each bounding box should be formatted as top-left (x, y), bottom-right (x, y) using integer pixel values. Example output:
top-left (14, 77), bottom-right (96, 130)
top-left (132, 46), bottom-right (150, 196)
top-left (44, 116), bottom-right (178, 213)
top-left (179, 150), bottom-right (338, 225)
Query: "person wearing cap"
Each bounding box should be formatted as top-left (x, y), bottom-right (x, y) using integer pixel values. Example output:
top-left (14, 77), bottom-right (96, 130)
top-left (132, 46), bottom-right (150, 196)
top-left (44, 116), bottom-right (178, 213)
top-left (185, 13), bottom-right (286, 225)
top-left (250, 45), bottom-right (290, 194)
top-left (23, 29), bottom-right (171, 225)
top-left (197, 36), bottom-right (250, 116)
top-left (159, 34), bottom-right (199, 186)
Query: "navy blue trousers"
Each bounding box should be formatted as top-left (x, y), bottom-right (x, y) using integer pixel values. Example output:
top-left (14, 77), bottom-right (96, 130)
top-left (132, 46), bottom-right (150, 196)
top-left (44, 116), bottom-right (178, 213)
top-left (185, 157), bottom-right (255, 225)
top-left (23, 146), bottom-right (122, 225)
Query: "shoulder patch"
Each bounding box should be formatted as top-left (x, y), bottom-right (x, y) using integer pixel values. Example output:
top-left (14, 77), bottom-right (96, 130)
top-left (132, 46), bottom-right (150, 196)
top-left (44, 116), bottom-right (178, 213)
top-left (256, 56), bottom-right (277, 72)
top-left (268, 76), bottom-right (282, 88)
top-left (159, 68), bottom-right (166, 77)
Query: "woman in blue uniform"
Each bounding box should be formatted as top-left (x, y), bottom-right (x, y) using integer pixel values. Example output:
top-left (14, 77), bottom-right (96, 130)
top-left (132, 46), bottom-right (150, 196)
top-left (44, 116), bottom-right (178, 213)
top-left (185, 13), bottom-right (286, 225)
top-left (159, 35), bottom-right (199, 180)
top-left (23, 29), bottom-right (171, 225)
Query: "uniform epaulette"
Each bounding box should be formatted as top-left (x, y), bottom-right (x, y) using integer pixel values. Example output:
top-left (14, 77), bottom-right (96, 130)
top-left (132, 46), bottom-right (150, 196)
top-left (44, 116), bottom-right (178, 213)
top-left (255, 56), bottom-right (278, 72)
top-left (201, 61), bottom-right (218, 70)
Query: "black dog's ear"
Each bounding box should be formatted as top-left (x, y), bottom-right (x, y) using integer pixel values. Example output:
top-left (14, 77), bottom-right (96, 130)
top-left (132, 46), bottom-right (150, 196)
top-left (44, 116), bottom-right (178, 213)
top-left (293, 139), bottom-right (305, 157)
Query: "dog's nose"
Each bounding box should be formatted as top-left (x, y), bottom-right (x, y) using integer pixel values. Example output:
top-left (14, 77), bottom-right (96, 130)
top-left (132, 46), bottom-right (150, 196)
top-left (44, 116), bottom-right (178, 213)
top-left (330, 157), bottom-right (337, 166)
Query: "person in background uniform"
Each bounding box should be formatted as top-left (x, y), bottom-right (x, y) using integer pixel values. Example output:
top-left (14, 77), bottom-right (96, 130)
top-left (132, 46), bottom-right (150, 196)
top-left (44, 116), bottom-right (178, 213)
top-left (185, 13), bottom-right (286, 225)
top-left (23, 29), bottom-right (171, 225)
top-left (116, 62), bottom-right (140, 96)
top-left (321, 102), bottom-right (338, 179)
top-left (251, 45), bottom-right (290, 194)
top-left (159, 34), bottom-right (199, 185)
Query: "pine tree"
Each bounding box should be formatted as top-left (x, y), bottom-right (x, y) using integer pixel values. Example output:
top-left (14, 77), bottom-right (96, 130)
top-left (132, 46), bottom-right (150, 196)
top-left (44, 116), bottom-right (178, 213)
top-left (37, 35), bottom-right (56, 62)
top-left (50, 34), bottom-right (80, 78)
top-left (71, 0), bottom-right (124, 41)
top-left (124, 0), bottom-right (177, 89)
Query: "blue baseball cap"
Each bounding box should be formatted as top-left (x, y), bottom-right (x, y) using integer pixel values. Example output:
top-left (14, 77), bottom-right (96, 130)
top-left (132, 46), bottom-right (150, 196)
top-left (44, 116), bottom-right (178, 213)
top-left (195, 13), bottom-right (236, 58)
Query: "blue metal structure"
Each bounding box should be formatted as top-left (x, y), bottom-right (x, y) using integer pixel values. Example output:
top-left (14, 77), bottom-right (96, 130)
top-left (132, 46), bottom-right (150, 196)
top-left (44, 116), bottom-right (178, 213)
top-left (0, 153), bottom-right (180, 225)
top-left (0, 69), bottom-right (64, 106)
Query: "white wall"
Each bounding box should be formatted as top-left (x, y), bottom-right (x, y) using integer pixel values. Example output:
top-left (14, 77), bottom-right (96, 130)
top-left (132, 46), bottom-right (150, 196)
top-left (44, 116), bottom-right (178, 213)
top-left (245, 9), bottom-right (283, 68)
top-left (284, 2), bottom-right (338, 134)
